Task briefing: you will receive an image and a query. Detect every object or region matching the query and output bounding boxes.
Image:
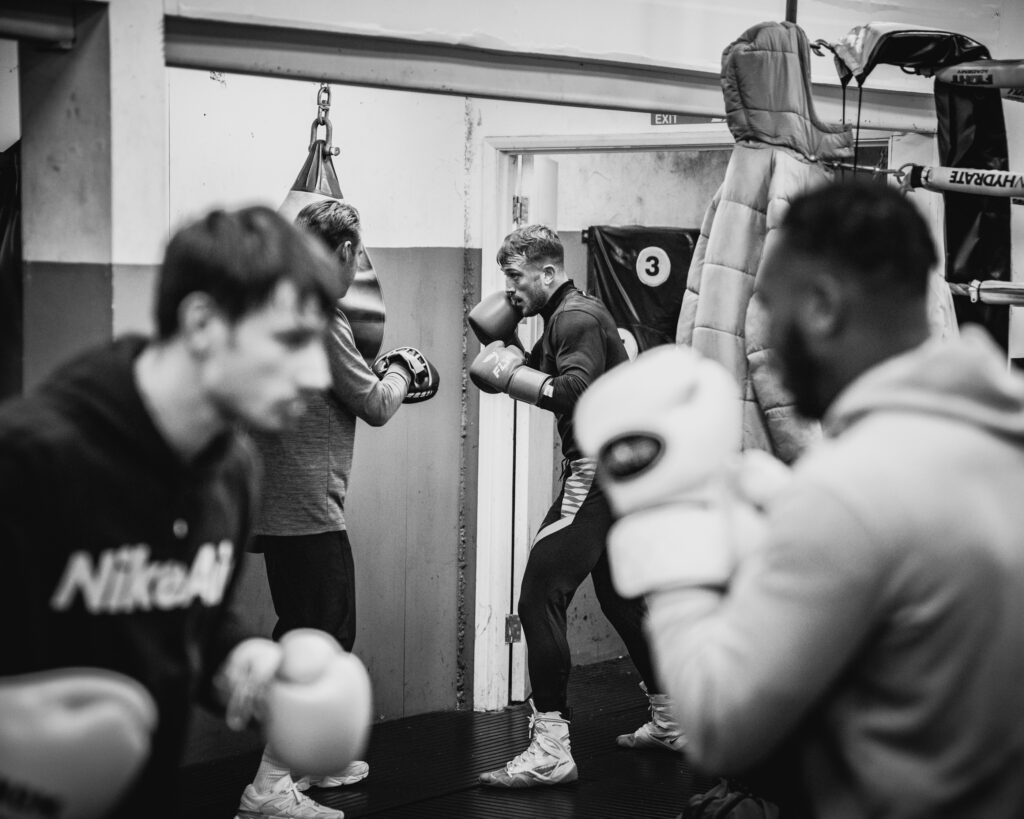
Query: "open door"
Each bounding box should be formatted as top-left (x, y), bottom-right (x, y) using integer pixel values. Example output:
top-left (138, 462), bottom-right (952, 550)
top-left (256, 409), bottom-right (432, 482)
top-left (509, 155), bottom-right (558, 702)
top-left (473, 153), bottom-right (558, 710)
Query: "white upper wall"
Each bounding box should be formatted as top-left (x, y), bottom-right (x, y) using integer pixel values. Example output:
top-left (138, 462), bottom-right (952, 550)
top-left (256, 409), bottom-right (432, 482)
top-left (167, 69), bottom-right (729, 248)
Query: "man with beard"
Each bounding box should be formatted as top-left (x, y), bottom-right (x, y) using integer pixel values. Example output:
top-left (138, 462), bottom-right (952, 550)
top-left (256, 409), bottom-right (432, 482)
top-left (576, 180), bottom-right (1024, 817)
top-left (469, 224), bottom-right (684, 789)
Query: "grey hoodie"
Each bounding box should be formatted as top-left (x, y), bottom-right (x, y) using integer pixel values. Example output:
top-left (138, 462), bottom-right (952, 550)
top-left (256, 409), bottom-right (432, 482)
top-left (648, 326), bottom-right (1024, 818)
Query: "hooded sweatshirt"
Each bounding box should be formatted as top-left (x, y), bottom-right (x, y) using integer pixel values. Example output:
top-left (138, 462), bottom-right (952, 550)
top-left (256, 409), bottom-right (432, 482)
top-left (647, 327), bottom-right (1024, 818)
top-left (0, 336), bottom-right (258, 819)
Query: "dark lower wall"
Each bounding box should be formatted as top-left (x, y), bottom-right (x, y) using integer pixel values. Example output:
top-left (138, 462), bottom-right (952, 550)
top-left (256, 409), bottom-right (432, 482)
top-left (185, 244), bottom-right (479, 765)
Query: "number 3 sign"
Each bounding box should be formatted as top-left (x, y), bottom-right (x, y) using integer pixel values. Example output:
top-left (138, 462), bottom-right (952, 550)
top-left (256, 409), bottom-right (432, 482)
top-left (635, 246), bottom-right (671, 287)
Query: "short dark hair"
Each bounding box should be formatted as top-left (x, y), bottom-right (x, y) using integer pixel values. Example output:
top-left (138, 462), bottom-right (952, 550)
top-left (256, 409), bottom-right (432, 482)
top-left (497, 224), bottom-right (564, 269)
top-left (781, 180), bottom-right (937, 297)
top-left (296, 199), bottom-right (362, 251)
top-left (154, 205), bottom-right (342, 339)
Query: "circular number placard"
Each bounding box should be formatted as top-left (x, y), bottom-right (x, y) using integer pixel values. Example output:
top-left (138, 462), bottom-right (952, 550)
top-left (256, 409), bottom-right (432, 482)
top-left (635, 246), bottom-right (670, 287)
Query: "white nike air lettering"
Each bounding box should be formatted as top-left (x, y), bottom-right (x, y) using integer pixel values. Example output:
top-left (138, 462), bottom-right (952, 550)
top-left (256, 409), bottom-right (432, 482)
top-left (50, 541), bottom-right (235, 614)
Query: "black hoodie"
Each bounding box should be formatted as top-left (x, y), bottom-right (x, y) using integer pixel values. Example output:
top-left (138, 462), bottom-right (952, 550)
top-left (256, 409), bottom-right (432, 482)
top-left (0, 335), bottom-right (259, 817)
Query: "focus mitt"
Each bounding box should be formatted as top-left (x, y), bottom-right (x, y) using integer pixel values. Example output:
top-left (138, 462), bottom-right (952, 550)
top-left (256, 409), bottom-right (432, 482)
top-left (373, 346), bottom-right (440, 404)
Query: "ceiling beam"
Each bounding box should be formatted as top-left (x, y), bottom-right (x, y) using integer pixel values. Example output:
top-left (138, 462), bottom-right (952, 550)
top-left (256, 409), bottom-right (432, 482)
top-left (0, 0), bottom-right (76, 48)
top-left (164, 14), bottom-right (938, 134)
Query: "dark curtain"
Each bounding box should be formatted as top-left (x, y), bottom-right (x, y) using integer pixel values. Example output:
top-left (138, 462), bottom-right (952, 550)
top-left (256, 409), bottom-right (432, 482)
top-left (585, 225), bottom-right (699, 353)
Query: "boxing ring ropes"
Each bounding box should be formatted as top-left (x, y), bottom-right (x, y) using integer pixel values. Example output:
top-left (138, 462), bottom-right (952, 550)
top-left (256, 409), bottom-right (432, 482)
top-left (811, 46), bottom-right (1024, 310)
top-left (823, 157), bottom-right (1024, 308)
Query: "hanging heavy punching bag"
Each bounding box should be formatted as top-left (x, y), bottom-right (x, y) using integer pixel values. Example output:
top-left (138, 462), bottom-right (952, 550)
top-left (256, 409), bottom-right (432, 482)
top-left (280, 89), bottom-right (385, 363)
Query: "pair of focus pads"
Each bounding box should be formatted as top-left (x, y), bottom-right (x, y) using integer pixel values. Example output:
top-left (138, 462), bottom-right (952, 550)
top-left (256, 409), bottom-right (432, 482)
top-left (372, 346), bottom-right (440, 403)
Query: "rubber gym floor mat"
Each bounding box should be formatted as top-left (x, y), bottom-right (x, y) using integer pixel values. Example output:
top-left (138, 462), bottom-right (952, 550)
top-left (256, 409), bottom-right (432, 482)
top-left (180, 657), bottom-right (717, 818)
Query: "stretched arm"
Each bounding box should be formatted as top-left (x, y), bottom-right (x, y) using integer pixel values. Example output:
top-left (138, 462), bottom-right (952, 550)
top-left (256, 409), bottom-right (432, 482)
top-left (328, 307), bottom-right (409, 426)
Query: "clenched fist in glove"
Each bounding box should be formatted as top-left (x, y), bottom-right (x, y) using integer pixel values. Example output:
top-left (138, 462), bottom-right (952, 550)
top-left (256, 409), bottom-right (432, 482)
top-left (467, 291), bottom-right (524, 350)
top-left (217, 629), bottom-right (373, 778)
top-left (0, 668), bottom-right (157, 819)
top-left (372, 346), bottom-right (440, 403)
top-left (469, 340), bottom-right (552, 405)
top-left (575, 344), bottom-right (790, 597)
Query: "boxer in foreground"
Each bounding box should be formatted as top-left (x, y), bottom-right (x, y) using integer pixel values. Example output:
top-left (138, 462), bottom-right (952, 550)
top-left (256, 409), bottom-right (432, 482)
top-left (0, 206), bottom-right (370, 819)
top-left (577, 180), bottom-right (1024, 817)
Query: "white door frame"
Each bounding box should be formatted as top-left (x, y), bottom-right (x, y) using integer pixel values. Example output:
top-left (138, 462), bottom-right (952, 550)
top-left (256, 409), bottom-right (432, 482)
top-left (470, 123), bottom-right (917, 711)
top-left (474, 125), bottom-right (736, 711)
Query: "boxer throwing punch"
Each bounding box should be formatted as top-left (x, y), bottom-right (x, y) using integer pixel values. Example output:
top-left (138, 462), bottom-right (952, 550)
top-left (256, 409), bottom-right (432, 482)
top-left (471, 224), bottom-right (684, 789)
top-left (0, 207), bottom-right (371, 819)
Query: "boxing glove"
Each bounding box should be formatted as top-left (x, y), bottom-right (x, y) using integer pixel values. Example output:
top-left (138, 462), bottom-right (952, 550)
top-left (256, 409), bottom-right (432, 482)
top-left (467, 291), bottom-right (524, 350)
top-left (262, 629), bottom-right (373, 778)
top-left (575, 344), bottom-right (747, 595)
top-left (469, 340), bottom-right (551, 405)
top-left (372, 346), bottom-right (440, 403)
top-left (0, 668), bottom-right (157, 819)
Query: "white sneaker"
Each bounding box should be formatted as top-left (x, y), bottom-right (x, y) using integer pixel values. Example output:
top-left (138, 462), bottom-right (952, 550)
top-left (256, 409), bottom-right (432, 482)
top-left (295, 760), bottom-right (370, 791)
top-left (479, 701), bottom-right (578, 788)
top-left (616, 682), bottom-right (687, 753)
top-left (235, 781), bottom-right (345, 819)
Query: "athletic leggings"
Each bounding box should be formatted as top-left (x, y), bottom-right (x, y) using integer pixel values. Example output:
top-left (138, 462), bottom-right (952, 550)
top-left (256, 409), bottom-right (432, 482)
top-left (259, 530), bottom-right (357, 652)
top-left (518, 458), bottom-right (658, 717)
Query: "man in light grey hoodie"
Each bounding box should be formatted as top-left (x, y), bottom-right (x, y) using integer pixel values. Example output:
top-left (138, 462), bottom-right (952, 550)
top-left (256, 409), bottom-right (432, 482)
top-left (578, 180), bottom-right (1024, 818)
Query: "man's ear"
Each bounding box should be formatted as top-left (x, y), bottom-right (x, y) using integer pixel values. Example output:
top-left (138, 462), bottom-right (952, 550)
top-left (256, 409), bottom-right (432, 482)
top-left (542, 264), bottom-right (556, 284)
top-left (801, 273), bottom-right (845, 340)
top-left (178, 292), bottom-right (222, 355)
top-left (336, 240), bottom-right (354, 264)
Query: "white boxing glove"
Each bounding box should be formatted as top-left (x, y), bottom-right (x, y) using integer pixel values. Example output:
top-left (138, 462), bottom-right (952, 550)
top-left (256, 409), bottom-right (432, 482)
top-left (575, 344), bottom-right (743, 595)
top-left (262, 629), bottom-right (373, 778)
top-left (0, 668), bottom-right (157, 819)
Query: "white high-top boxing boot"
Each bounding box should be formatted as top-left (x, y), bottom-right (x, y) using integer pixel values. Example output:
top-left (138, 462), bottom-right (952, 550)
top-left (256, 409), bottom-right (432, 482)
top-left (616, 682), bottom-right (687, 752)
top-left (479, 701), bottom-right (578, 788)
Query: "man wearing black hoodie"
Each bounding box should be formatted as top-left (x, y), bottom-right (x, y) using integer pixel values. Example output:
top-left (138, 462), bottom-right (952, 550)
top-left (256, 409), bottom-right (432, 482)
top-left (0, 206), bottom-right (346, 819)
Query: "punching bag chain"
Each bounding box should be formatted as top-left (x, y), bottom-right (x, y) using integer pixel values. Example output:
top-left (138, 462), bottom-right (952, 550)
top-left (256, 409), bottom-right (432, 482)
top-left (309, 83), bottom-right (340, 158)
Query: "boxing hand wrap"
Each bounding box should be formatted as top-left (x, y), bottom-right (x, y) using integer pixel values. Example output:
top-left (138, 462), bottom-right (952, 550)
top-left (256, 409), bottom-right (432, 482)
top-left (0, 668), bottom-right (157, 819)
top-left (262, 629), bottom-right (373, 778)
top-left (469, 341), bottom-right (551, 405)
top-left (468, 291), bottom-right (524, 350)
top-left (372, 345), bottom-right (440, 403)
top-left (575, 344), bottom-right (743, 593)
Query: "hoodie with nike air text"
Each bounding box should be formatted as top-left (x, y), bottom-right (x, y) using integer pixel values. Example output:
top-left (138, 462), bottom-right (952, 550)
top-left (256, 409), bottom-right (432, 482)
top-left (0, 336), bottom-right (258, 819)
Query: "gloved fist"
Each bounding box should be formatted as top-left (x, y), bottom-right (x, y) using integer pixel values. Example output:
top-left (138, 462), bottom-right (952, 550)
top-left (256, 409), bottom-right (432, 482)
top-left (469, 341), bottom-right (551, 404)
top-left (467, 291), bottom-right (524, 350)
top-left (575, 344), bottom-right (746, 595)
top-left (262, 629), bottom-right (373, 777)
top-left (372, 346), bottom-right (440, 403)
top-left (0, 668), bottom-right (157, 819)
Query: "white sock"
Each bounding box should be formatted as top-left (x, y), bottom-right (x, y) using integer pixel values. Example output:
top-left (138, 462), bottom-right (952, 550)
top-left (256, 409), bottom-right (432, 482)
top-left (252, 748), bottom-right (292, 793)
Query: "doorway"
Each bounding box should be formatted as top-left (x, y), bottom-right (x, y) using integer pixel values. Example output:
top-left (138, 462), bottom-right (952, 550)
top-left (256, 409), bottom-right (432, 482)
top-left (471, 129), bottom-right (921, 712)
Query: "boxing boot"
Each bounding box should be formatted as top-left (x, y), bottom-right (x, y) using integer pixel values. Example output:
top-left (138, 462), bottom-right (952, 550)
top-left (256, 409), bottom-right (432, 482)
top-left (479, 701), bottom-right (578, 788)
top-left (616, 682), bottom-right (687, 752)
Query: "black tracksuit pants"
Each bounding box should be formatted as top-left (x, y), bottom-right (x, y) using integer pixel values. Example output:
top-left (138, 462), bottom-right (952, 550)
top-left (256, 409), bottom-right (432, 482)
top-left (517, 458), bottom-right (658, 717)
